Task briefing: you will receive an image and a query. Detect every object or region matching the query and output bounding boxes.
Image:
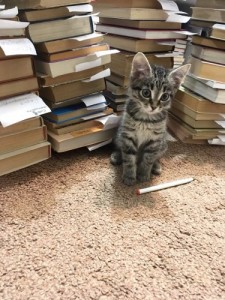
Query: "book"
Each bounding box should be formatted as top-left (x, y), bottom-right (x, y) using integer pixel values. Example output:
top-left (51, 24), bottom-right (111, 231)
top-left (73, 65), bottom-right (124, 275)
top-left (97, 8), bottom-right (168, 20)
top-left (0, 56), bottom-right (34, 83)
top-left (189, 57), bottom-right (225, 82)
top-left (175, 86), bottom-right (225, 113)
top-left (0, 77), bottom-right (39, 99)
top-left (96, 24), bottom-right (187, 40)
top-left (192, 35), bottom-right (225, 50)
top-left (0, 141), bottom-right (51, 176)
top-left (105, 80), bottom-right (128, 96)
top-left (39, 78), bottom-right (106, 103)
top-left (93, 0), bottom-right (161, 9)
top-left (191, 44), bottom-right (225, 65)
top-left (168, 113), bottom-right (225, 141)
top-left (99, 17), bottom-right (181, 30)
top-left (107, 73), bottom-right (131, 88)
top-left (171, 107), bottom-right (222, 129)
top-left (0, 19), bottom-right (28, 37)
top-left (34, 52), bottom-right (112, 77)
top-left (0, 125), bottom-right (47, 155)
top-left (195, 0), bottom-right (225, 9)
top-left (103, 34), bottom-right (174, 53)
top-left (38, 43), bottom-right (109, 62)
top-left (26, 15), bottom-right (94, 43)
top-left (183, 75), bottom-right (225, 104)
top-left (35, 32), bottom-right (104, 54)
top-left (18, 4), bottom-right (93, 22)
top-left (0, 116), bottom-right (43, 137)
top-left (171, 99), bottom-right (224, 121)
top-left (44, 107), bottom-right (114, 134)
top-left (111, 51), bottom-right (173, 77)
top-left (48, 124), bottom-right (117, 152)
top-left (45, 101), bottom-right (107, 124)
top-left (191, 7), bottom-right (225, 24)
top-left (207, 24), bottom-right (225, 41)
top-left (38, 65), bottom-right (107, 87)
top-left (4, 0), bottom-right (92, 10)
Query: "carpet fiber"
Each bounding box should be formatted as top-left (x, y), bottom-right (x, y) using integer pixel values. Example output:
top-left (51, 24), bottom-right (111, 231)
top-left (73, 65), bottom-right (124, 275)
top-left (0, 140), bottom-right (225, 300)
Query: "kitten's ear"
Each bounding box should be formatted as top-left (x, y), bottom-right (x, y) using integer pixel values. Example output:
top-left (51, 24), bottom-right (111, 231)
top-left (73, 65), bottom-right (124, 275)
top-left (168, 64), bottom-right (191, 88)
top-left (130, 52), bottom-right (152, 80)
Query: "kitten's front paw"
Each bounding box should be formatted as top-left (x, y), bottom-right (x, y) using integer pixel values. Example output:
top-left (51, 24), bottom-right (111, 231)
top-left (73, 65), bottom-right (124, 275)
top-left (137, 174), bottom-right (151, 183)
top-left (123, 176), bottom-right (136, 186)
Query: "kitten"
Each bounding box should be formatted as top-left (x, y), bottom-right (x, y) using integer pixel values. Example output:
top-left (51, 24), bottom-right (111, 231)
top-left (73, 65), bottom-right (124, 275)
top-left (110, 52), bottom-right (190, 186)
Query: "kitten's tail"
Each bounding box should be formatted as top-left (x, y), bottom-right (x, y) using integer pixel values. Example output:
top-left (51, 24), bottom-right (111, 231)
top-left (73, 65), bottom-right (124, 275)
top-left (110, 151), bottom-right (122, 165)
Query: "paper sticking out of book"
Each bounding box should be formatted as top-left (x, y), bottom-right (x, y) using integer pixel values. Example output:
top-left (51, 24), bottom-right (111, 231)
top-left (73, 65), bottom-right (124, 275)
top-left (81, 93), bottom-right (106, 108)
top-left (0, 19), bottom-right (29, 29)
top-left (71, 32), bottom-right (104, 42)
top-left (216, 121), bottom-right (225, 128)
top-left (158, 0), bottom-right (179, 12)
top-left (87, 138), bottom-right (112, 151)
top-left (208, 136), bottom-right (225, 145)
top-left (67, 4), bottom-right (93, 13)
top-left (0, 5), bottom-right (5, 10)
top-left (166, 13), bottom-right (191, 23)
top-left (0, 93), bottom-right (51, 127)
top-left (83, 68), bottom-right (110, 82)
top-left (0, 38), bottom-right (36, 56)
top-left (0, 7), bottom-right (18, 19)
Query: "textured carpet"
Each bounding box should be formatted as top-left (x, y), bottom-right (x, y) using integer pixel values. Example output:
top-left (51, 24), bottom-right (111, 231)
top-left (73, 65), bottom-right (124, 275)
top-left (0, 140), bottom-right (225, 300)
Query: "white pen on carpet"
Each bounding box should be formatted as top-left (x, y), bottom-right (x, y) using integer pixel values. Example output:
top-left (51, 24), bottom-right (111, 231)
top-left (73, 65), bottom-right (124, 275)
top-left (136, 177), bottom-right (194, 195)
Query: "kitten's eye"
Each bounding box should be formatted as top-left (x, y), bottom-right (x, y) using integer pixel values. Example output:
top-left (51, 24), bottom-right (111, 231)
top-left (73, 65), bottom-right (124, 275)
top-left (140, 89), bottom-right (151, 99)
top-left (160, 93), bottom-right (170, 101)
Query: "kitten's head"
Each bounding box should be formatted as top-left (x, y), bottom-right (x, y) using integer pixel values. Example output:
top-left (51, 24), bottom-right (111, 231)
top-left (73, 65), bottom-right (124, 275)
top-left (129, 52), bottom-right (190, 113)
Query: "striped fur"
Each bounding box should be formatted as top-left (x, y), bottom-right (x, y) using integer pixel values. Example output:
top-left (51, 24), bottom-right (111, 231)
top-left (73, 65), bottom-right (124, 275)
top-left (111, 52), bottom-right (190, 185)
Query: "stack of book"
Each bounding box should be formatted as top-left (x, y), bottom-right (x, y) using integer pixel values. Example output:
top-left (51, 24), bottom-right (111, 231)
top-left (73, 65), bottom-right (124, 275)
top-left (93, 0), bottom-right (192, 112)
top-left (168, 0), bottom-right (225, 145)
top-left (5, 0), bottom-right (120, 153)
top-left (0, 5), bottom-right (51, 176)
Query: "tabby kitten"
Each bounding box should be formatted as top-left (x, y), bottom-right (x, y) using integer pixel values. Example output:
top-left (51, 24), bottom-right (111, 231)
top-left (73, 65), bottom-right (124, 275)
top-left (110, 52), bottom-right (190, 186)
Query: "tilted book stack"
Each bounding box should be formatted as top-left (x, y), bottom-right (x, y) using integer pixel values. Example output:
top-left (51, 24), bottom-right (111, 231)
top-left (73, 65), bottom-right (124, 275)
top-left (4, 0), bottom-right (120, 153)
top-left (168, 0), bottom-right (225, 145)
top-left (93, 0), bottom-right (192, 113)
top-left (0, 5), bottom-right (51, 176)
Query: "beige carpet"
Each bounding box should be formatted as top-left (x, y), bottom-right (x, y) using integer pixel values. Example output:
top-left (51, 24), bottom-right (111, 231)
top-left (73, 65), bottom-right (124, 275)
top-left (0, 140), bottom-right (225, 300)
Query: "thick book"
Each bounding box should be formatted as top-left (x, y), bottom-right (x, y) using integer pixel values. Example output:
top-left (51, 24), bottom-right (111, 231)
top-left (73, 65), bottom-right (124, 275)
top-left (26, 15), bottom-right (94, 43)
top-left (0, 56), bottom-right (34, 83)
top-left (191, 44), bottom-right (225, 65)
top-left (96, 24), bottom-right (187, 40)
top-left (38, 43), bottom-right (109, 62)
top-left (39, 78), bottom-right (106, 103)
top-left (105, 80), bottom-right (128, 96)
top-left (195, 0), bottom-right (225, 9)
top-left (0, 77), bottom-right (39, 99)
top-left (93, 0), bottom-right (161, 9)
top-left (35, 33), bottom-right (104, 54)
top-left (0, 141), bottom-right (51, 176)
top-left (45, 102), bottom-right (107, 124)
top-left (107, 73), bottom-right (131, 88)
top-left (183, 75), bottom-right (225, 104)
top-left (99, 18), bottom-right (181, 30)
top-left (19, 3), bottom-right (93, 22)
top-left (44, 107), bottom-right (114, 134)
top-left (38, 65), bottom-right (107, 87)
top-left (111, 51), bottom-right (173, 77)
top-left (175, 87), bottom-right (225, 113)
top-left (192, 35), bottom-right (225, 50)
top-left (97, 8), bottom-right (168, 20)
top-left (0, 125), bottom-right (47, 155)
top-left (48, 125), bottom-right (117, 152)
top-left (34, 53), bottom-right (111, 77)
top-left (190, 57), bottom-right (225, 82)
top-left (103, 34), bottom-right (174, 53)
top-left (0, 116), bottom-right (43, 137)
top-left (171, 107), bottom-right (222, 129)
top-left (191, 7), bottom-right (225, 24)
top-left (206, 24), bottom-right (225, 41)
top-left (4, 0), bottom-right (91, 10)
top-left (168, 112), bottom-right (225, 142)
top-left (171, 99), bottom-right (224, 121)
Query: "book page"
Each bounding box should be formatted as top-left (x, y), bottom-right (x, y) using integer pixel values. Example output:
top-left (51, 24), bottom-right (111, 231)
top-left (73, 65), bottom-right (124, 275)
top-left (0, 7), bottom-right (18, 19)
top-left (0, 93), bottom-right (51, 127)
top-left (0, 19), bottom-right (29, 28)
top-left (82, 93), bottom-right (106, 107)
top-left (0, 38), bottom-right (36, 56)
